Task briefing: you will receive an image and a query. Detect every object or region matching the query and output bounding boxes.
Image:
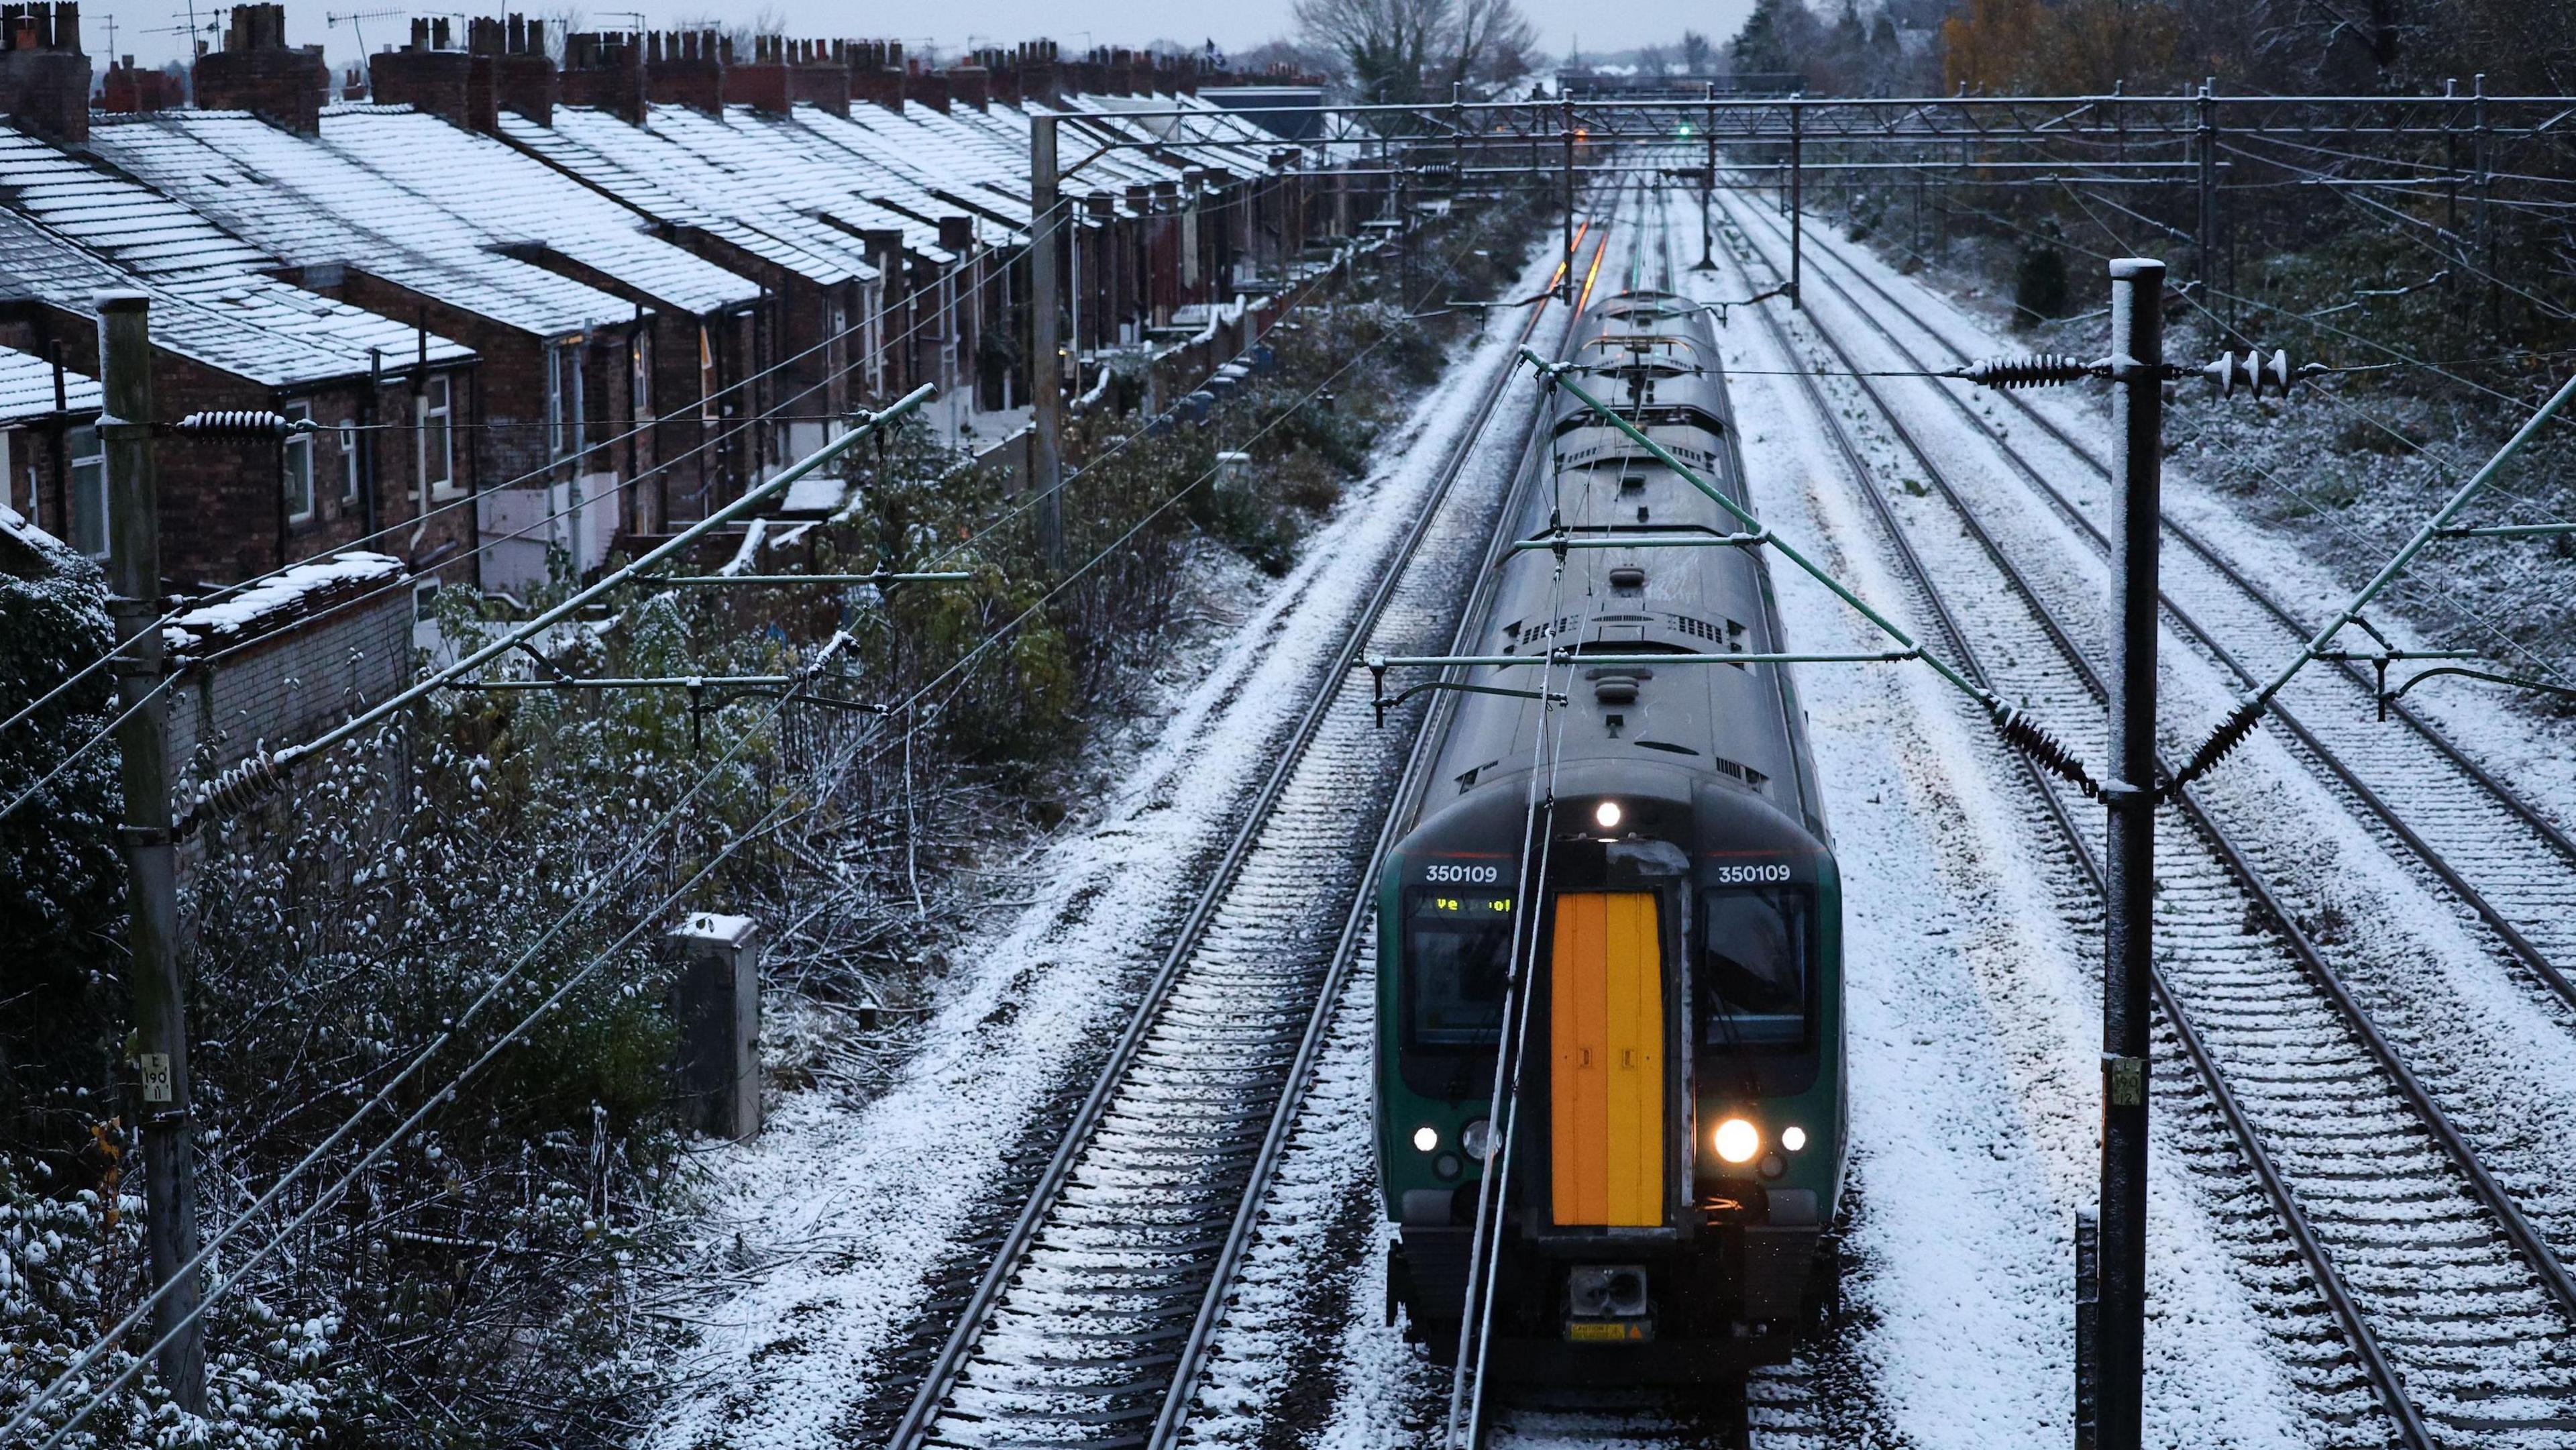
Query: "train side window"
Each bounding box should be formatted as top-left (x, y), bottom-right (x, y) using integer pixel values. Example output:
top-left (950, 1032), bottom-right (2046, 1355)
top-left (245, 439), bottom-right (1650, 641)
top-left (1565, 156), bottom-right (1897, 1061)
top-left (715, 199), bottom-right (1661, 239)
top-left (1404, 888), bottom-right (1514, 1047)
top-left (1698, 887), bottom-right (1811, 1049)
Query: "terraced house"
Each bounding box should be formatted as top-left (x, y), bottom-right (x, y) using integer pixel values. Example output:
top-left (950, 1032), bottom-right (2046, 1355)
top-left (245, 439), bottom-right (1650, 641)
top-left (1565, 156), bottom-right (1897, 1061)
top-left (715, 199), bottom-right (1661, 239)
top-left (0, 0), bottom-right (1322, 596)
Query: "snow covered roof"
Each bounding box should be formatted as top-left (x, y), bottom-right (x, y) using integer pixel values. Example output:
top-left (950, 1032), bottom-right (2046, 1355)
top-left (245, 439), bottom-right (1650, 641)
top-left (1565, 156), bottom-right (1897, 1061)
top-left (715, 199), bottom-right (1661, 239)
top-left (85, 111), bottom-right (641, 342)
top-left (645, 103), bottom-right (962, 258)
top-left (0, 201), bottom-right (472, 389)
top-left (162, 550), bottom-right (406, 654)
top-left (0, 127), bottom-right (476, 387)
top-left (782, 102), bottom-right (1040, 238)
top-left (0, 126), bottom-right (270, 284)
top-left (950, 101), bottom-right (1192, 201)
top-left (0, 339), bottom-right (99, 424)
top-left (316, 105), bottom-right (765, 317)
top-left (498, 103), bottom-right (908, 276)
top-left (1051, 94), bottom-right (1285, 180)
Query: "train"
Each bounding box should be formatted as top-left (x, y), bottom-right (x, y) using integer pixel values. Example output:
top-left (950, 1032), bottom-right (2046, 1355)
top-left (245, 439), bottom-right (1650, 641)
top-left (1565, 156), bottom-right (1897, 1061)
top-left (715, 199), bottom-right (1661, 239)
top-left (1375, 286), bottom-right (1846, 1386)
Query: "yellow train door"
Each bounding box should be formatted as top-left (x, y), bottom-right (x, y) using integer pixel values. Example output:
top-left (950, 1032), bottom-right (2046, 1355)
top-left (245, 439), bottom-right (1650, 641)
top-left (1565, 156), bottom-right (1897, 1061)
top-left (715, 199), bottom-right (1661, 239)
top-left (1550, 892), bottom-right (1664, 1227)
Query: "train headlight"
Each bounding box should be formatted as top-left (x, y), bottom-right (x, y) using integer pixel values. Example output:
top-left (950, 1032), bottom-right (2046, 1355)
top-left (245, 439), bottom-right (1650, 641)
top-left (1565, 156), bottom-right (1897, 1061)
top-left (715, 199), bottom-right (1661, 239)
top-left (1412, 1125), bottom-right (1440, 1153)
top-left (1782, 1125), bottom-right (1808, 1153)
top-left (1593, 800), bottom-right (1622, 830)
top-left (1460, 1119), bottom-right (1495, 1161)
top-left (1713, 1117), bottom-right (1761, 1165)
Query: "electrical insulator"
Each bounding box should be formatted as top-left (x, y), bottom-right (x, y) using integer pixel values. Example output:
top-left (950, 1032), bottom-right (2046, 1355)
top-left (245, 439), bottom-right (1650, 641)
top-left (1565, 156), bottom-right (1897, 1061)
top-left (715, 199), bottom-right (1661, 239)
top-left (180, 748), bottom-right (286, 835)
top-left (2199, 349), bottom-right (2296, 399)
top-left (1957, 354), bottom-right (2096, 389)
top-left (168, 410), bottom-right (323, 439)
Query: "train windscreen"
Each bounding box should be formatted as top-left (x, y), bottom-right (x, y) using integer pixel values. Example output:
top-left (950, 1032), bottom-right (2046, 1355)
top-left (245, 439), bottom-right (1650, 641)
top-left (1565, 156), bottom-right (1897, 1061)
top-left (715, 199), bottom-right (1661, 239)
top-left (1697, 886), bottom-right (1812, 1049)
top-left (1404, 888), bottom-right (1515, 1046)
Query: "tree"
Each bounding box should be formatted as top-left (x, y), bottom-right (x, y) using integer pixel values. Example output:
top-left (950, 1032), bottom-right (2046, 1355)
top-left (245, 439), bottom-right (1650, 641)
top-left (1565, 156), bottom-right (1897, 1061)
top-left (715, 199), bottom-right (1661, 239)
top-left (1446, 0), bottom-right (1539, 91)
top-left (1680, 29), bottom-right (1714, 74)
top-left (1295, 0), bottom-right (1538, 102)
top-left (1729, 0), bottom-right (1817, 78)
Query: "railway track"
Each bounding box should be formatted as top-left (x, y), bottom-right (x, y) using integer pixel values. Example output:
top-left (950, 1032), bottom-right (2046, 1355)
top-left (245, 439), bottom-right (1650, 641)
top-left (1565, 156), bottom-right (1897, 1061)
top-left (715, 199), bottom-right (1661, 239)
top-left (1701, 178), bottom-right (2576, 1448)
top-left (1727, 190), bottom-right (2576, 1023)
top-left (1720, 177), bottom-right (2576, 1271)
top-left (882, 195), bottom-right (1635, 1450)
top-left (1187, 185), bottom-right (1897, 1450)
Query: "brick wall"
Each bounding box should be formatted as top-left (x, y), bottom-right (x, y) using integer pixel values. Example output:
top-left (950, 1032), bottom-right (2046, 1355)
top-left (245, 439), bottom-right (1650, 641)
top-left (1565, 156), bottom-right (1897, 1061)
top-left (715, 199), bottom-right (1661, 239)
top-left (0, 305), bottom-right (477, 589)
top-left (164, 574), bottom-right (415, 778)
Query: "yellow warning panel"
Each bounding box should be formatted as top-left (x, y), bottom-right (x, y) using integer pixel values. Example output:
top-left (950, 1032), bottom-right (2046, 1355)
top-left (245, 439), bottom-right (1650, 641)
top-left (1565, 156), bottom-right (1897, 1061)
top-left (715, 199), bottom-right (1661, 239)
top-left (1550, 892), bottom-right (1664, 1227)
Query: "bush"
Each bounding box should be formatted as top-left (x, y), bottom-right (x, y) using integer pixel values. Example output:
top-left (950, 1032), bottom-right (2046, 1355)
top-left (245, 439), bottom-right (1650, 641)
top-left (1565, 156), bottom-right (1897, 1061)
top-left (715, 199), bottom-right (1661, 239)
top-left (2012, 243), bottom-right (2070, 327)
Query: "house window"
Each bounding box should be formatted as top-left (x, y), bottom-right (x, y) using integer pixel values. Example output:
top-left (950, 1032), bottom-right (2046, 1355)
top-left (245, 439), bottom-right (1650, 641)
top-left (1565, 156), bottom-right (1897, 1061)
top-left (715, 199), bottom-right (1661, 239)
top-left (68, 424), bottom-right (105, 557)
top-left (339, 419), bottom-right (360, 504)
top-left (418, 374), bottom-right (454, 495)
top-left (630, 329), bottom-right (653, 421)
top-left (282, 401), bottom-right (315, 523)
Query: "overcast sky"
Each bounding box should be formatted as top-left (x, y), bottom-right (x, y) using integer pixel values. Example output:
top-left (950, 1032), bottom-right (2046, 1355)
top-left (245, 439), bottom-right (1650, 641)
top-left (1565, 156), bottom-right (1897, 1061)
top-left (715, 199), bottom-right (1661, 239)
top-left (114, 1), bottom-right (1757, 79)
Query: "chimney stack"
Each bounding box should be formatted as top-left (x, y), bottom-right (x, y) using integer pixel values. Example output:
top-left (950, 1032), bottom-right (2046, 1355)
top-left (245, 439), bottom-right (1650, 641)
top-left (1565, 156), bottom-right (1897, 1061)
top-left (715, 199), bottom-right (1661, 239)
top-left (902, 64), bottom-right (949, 113)
top-left (731, 32), bottom-right (789, 114)
top-left (788, 38), bottom-right (848, 117)
top-left (1018, 40), bottom-right (1060, 107)
top-left (194, 1), bottom-right (327, 136)
top-left (561, 31), bottom-right (646, 125)
top-left (490, 13), bottom-right (555, 125)
top-left (368, 15), bottom-right (490, 132)
top-left (645, 29), bottom-right (727, 114)
top-left (947, 63), bottom-right (989, 112)
top-left (847, 39), bottom-right (902, 113)
top-left (0, 1), bottom-right (87, 142)
top-left (100, 52), bottom-right (176, 113)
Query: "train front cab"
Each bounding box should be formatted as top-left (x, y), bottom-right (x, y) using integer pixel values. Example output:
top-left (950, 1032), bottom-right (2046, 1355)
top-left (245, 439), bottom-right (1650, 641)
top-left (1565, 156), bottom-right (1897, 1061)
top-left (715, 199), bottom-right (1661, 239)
top-left (1379, 770), bottom-right (1845, 1384)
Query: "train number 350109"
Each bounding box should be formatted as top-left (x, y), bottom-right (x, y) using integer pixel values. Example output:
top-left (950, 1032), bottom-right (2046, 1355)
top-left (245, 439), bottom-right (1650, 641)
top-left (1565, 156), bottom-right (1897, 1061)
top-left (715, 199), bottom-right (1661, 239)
top-left (1711, 863), bottom-right (1794, 884)
top-left (1424, 864), bottom-right (1503, 884)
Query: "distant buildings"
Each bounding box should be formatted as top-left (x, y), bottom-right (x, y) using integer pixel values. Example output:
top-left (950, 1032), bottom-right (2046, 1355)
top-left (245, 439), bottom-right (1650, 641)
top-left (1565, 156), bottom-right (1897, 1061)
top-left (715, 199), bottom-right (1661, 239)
top-left (0, 2), bottom-right (1339, 598)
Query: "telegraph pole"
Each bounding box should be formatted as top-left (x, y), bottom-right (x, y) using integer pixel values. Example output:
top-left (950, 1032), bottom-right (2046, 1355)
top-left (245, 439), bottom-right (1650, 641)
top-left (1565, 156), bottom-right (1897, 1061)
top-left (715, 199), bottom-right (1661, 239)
top-left (99, 290), bottom-right (205, 1414)
top-left (2096, 257), bottom-right (2162, 1450)
top-left (1028, 113), bottom-right (1065, 572)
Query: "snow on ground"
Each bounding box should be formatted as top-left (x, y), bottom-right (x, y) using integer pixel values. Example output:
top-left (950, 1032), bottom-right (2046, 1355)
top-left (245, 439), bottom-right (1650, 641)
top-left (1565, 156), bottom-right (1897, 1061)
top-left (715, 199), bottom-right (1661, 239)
top-left (1780, 205), bottom-right (2576, 843)
top-left (1682, 212), bottom-right (2312, 1449)
top-left (1736, 202), bottom-right (2576, 1256)
top-left (637, 248), bottom-right (1558, 1450)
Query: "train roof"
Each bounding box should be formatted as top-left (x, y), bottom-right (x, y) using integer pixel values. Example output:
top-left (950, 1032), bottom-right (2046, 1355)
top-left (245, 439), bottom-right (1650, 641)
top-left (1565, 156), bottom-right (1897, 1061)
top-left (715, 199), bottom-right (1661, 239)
top-left (1404, 289), bottom-right (1826, 848)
